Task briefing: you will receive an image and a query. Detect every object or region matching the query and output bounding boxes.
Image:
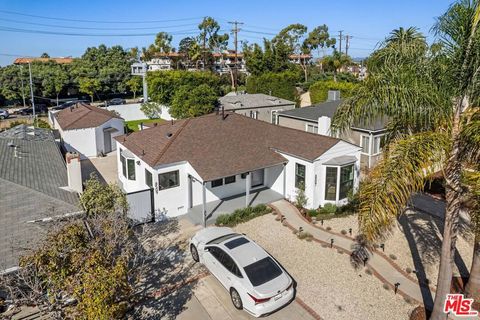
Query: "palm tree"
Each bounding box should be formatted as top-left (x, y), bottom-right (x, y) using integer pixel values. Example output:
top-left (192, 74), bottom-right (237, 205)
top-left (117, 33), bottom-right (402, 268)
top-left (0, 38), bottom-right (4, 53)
top-left (321, 50), bottom-right (352, 82)
top-left (386, 26), bottom-right (425, 45)
top-left (331, 1), bottom-right (480, 319)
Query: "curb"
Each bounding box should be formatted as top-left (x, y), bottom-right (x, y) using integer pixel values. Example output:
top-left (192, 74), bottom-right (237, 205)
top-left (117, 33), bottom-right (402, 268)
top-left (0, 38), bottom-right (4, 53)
top-left (151, 271), bottom-right (209, 299)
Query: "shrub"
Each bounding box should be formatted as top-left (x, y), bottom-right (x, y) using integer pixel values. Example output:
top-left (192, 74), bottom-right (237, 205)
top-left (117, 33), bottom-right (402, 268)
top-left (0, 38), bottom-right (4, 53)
top-left (295, 182), bottom-right (308, 209)
top-left (319, 203), bottom-right (337, 215)
top-left (140, 102), bottom-right (161, 119)
top-left (365, 268), bottom-right (373, 275)
top-left (382, 283), bottom-right (390, 290)
top-left (389, 254), bottom-right (397, 260)
top-left (406, 267), bottom-right (413, 274)
top-left (307, 209), bottom-right (318, 217)
top-left (215, 204), bottom-right (272, 227)
top-left (326, 226), bottom-right (332, 231)
top-left (36, 119), bottom-right (51, 129)
top-left (337, 249), bottom-right (344, 254)
top-left (309, 80), bottom-right (358, 104)
top-left (297, 231), bottom-right (313, 240)
top-left (341, 229), bottom-right (347, 235)
top-left (246, 71), bottom-right (301, 102)
top-left (9, 120), bottom-right (28, 128)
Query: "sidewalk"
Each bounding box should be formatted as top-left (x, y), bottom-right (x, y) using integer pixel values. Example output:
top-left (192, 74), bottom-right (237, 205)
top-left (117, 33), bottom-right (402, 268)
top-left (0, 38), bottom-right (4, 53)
top-left (270, 200), bottom-right (436, 309)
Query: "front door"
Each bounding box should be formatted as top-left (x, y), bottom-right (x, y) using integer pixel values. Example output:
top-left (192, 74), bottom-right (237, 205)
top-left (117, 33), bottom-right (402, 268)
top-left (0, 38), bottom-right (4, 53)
top-left (251, 168), bottom-right (264, 188)
top-left (104, 131), bottom-right (112, 153)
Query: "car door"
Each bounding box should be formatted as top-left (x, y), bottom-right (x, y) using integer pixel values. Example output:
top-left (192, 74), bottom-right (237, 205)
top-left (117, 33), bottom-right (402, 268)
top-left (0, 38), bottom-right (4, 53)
top-left (203, 247), bottom-right (225, 284)
top-left (215, 248), bottom-right (243, 290)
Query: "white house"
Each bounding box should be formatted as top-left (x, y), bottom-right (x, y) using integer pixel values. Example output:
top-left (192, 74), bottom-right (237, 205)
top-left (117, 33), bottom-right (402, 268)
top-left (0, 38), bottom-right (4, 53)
top-left (115, 112), bottom-right (361, 223)
top-left (52, 103), bottom-right (125, 159)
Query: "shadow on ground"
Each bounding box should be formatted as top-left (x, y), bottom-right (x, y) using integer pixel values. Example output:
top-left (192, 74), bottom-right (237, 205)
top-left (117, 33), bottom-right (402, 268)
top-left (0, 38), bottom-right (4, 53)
top-left (127, 218), bottom-right (205, 320)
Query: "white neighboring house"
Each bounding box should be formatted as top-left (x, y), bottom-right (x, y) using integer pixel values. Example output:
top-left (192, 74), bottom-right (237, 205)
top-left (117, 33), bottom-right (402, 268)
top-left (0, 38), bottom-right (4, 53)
top-left (52, 103), bottom-right (125, 159)
top-left (115, 112), bottom-right (361, 222)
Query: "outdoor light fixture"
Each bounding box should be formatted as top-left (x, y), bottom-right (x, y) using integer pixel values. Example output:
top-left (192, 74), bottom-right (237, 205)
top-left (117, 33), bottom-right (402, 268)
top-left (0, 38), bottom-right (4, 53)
top-left (380, 243), bottom-right (385, 252)
top-left (330, 238), bottom-right (334, 248)
top-left (363, 257), bottom-right (368, 266)
top-left (349, 228), bottom-right (352, 236)
top-left (394, 282), bottom-right (400, 294)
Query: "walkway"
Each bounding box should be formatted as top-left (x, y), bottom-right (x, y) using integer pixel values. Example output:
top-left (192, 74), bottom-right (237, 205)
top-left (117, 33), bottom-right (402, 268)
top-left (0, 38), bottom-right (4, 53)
top-left (270, 200), bottom-right (436, 309)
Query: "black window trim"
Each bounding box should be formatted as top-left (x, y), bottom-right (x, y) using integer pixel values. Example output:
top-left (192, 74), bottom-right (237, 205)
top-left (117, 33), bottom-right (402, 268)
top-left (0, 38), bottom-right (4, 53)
top-left (211, 178), bottom-right (223, 188)
top-left (158, 170), bottom-right (180, 190)
top-left (224, 175), bottom-right (236, 184)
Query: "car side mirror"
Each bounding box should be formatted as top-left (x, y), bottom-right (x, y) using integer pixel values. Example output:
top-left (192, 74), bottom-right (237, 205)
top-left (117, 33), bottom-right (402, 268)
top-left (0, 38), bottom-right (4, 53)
top-left (204, 247), bottom-right (210, 252)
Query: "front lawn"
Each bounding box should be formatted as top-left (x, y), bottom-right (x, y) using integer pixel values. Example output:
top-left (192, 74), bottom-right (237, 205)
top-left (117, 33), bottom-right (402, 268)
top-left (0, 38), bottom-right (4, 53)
top-left (125, 118), bottom-right (165, 132)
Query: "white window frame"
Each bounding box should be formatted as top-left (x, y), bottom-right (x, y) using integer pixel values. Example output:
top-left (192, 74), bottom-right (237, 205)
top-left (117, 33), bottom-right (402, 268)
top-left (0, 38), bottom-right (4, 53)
top-left (271, 109), bottom-right (282, 124)
top-left (120, 154), bottom-right (136, 181)
top-left (372, 134), bottom-right (385, 155)
top-left (249, 110), bottom-right (258, 119)
top-left (305, 123), bottom-right (319, 134)
top-left (360, 134), bottom-right (371, 155)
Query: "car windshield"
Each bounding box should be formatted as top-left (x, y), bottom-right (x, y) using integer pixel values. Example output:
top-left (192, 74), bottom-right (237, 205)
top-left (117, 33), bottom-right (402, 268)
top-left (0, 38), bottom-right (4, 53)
top-left (243, 257), bottom-right (282, 287)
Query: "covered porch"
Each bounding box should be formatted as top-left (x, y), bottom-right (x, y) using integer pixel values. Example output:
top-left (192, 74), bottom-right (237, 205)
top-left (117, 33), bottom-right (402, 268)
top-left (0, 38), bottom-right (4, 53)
top-left (183, 188), bottom-right (284, 226)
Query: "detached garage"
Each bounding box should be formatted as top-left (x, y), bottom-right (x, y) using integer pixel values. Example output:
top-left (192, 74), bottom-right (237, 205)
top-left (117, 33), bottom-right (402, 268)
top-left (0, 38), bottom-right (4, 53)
top-left (53, 103), bottom-right (125, 159)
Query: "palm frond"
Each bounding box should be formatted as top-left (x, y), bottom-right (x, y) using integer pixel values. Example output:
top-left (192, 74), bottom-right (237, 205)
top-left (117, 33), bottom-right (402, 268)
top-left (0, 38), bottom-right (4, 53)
top-left (358, 131), bottom-right (451, 242)
top-left (460, 107), bottom-right (480, 163)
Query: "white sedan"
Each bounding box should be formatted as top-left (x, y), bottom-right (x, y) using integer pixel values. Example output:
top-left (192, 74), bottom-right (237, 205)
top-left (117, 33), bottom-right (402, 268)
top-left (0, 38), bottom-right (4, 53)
top-left (190, 227), bottom-right (295, 317)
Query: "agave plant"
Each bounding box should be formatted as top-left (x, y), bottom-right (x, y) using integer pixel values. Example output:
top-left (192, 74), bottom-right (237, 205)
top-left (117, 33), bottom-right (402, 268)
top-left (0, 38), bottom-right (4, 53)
top-left (332, 1), bottom-right (480, 318)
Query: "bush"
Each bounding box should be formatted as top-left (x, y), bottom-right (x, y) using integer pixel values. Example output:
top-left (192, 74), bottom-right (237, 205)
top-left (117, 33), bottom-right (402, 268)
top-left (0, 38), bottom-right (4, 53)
top-left (382, 283), bottom-right (390, 290)
top-left (215, 204), bottom-right (272, 227)
top-left (309, 80), bottom-right (358, 104)
top-left (295, 182), bottom-right (308, 209)
top-left (320, 203), bottom-right (337, 215)
top-left (307, 209), bottom-right (318, 217)
top-left (9, 120), bottom-right (27, 128)
top-left (389, 254), bottom-right (397, 260)
top-left (341, 229), bottom-right (347, 235)
top-left (36, 119), bottom-right (51, 129)
top-left (246, 71), bottom-right (301, 102)
top-left (140, 102), bottom-right (161, 119)
top-left (406, 267), bottom-right (413, 274)
top-left (297, 231), bottom-right (313, 240)
top-left (365, 268), bottom-right (373, 275)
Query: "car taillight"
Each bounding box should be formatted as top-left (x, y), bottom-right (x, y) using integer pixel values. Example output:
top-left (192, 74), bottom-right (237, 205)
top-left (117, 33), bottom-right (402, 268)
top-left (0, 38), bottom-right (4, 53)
top-left (248, 293), bottom-right (271, 305)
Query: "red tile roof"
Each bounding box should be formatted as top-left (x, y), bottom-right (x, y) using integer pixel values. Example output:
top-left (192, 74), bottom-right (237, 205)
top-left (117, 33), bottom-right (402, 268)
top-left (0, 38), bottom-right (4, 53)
top-left (54, 103), bottom-right (122, 130)
top-left (14, 57), bottom-right (74, 64)
top-left (115, 113), bottom-right (342, 181)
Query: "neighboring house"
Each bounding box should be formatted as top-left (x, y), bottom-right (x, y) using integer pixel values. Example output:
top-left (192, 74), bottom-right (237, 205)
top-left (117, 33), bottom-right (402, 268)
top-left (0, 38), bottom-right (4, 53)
top-left (219, 93), bottom-right (296, 124)
top-left (115, 113), bottom-right (361, 223)
top-left (277, 91), bottom-right (387, 169)
top-left (213, 50), bottom-right (247, 74)
top-left (52, 103), bottom-right (125, 159)
top-left (146, 52), bottom-right (184, 71)
top-left (0, 125), bottom-right (79, 271)
top-left (288, 54), bottom-right (312, 65)
top-left (13, 57), bottom-right (74, 64)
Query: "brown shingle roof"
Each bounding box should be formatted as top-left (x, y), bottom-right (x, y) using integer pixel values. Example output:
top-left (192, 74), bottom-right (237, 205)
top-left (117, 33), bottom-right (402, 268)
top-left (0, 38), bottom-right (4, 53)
top-left (54, 103), bottom-right (122, 130)
top-left (14, 57), bottom-right (74, 64)
top-left (115, 113), bottom-right (342, 181)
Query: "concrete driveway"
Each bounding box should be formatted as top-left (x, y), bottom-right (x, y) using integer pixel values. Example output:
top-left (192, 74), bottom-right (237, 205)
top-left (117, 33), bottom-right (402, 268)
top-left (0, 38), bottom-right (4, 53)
top-left (177, 275), bottom-right (316, 320)
top-left (80, 151), bottom-right (118, 184)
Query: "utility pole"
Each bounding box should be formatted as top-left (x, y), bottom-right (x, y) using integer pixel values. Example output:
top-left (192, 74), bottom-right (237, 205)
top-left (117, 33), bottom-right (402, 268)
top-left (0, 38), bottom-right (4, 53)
top-left (338, 30), bottom-right (344, 54)
top-left (202, 32), bottom-right (206, 70)
top-left (345, 35), bottom-right (352, 56)
top-left (228, 20), bottom-right (244, 92)
top-left (28, 62), bottom-right (35, 126)
top-left (19, 65), bottom-right (26, 107)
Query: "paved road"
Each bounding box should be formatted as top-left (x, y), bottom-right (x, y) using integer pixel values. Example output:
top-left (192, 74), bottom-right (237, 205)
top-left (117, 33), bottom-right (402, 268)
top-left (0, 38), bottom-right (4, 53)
top-left (177, 275), bottom-right (316, 320)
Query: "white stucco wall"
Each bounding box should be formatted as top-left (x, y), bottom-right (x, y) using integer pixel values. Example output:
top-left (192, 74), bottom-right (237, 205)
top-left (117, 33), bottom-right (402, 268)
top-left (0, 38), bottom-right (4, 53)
top-left (94, 118), bottom-right (125, 154)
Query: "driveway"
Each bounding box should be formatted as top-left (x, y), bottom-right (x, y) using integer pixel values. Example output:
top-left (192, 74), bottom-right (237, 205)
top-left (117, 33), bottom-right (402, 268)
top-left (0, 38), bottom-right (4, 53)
top-left (177, 275), bottom-right (316, 320)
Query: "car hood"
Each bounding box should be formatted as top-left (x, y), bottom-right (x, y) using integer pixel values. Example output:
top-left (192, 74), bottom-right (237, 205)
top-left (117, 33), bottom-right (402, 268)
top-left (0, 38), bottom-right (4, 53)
top-left (251, 271), bottom-right (291, 298)
top-left (193, 226), bottom-right (235, 245)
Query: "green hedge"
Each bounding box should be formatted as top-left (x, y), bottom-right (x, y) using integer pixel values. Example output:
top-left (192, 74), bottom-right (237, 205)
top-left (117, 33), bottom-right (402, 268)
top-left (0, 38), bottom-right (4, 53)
top-left (309, 80), bottom-right (358, 104)
top-left (246, 71), bottom-right (301, 102)
top-left (215, 204), bottom-right (272, 227)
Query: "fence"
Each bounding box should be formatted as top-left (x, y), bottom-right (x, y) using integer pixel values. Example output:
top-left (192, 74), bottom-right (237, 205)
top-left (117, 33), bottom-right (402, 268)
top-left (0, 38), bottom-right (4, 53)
top-left (126, 188), bottom-right (154, 225)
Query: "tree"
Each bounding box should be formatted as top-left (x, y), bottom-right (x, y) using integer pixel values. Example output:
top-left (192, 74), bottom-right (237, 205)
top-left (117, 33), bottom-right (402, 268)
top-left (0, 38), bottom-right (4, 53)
top-left (40, 52), bottom-right (50, 58)
top-left (309, 80), bottom-right (358, 104)
top-left (321, 50), bottom-right (352, 82)
top-left (198, 17), bottom-right (229, 69)
top-left (246, 71), bottom-right (301, 102)
top-left (464, 168), bottom-right (480, 300)
top-left (126, 77), bottom-right (142, 99)
top-left (331, 1), bottom-right (480, 318)
top-left (79, 174), bottom-right (128, 216)
top-left (170, 84), bottom-right (218, 119)
top-left (79, 78), bottom-right (101, 102)
top-left (41, 64), bottom-right (69, 106)
top-left (140, 101), bottom-right (161, 119)
top-left (302, 25), bottom-right (336, 57)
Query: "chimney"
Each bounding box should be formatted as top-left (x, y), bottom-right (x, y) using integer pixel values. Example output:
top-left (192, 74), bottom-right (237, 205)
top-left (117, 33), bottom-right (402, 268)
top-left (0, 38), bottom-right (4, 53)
top-left (327, 90), bottom-right (341, 101)
top-left (317, 116), bottom-right (332, 136)
top-left (140, 122), bottom-right (144, 131)
top-left (66, 152), bottom-right (83, 193)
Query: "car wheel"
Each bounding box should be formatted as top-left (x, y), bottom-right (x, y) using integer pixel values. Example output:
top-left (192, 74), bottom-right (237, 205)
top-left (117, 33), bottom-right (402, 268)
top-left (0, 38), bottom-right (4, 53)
top-left (0, 116), bottom-right (4, 120)
top-left (230, 288), bottom-right (243, 310)
top-left (190, 244), bottom-right (199, 262)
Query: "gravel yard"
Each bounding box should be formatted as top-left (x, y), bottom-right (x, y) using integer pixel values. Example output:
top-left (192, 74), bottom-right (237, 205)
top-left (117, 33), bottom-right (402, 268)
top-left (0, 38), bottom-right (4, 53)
top-left (320, 209), bottom-right (474, 287)
top-left (234, 214), bottom-right (416, 320)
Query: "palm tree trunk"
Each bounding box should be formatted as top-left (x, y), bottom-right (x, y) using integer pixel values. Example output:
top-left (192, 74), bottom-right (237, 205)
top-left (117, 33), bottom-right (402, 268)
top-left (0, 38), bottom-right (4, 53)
top-left (431, 97), bottom-right (465, 320)
top-left (465, 234), bottom-right (480, 301)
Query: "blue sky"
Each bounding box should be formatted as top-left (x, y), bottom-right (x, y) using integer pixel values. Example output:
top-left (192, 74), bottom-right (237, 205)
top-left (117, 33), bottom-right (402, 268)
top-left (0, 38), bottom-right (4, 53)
top-left (0, 0), bottom-right (453, 66)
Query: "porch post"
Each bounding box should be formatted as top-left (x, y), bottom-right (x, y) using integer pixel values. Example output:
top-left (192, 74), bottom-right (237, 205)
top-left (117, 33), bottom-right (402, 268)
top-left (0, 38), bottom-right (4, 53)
top-left (245, 172), bottom-right (251, 207)
top-left (202, 182), bottom-right (207, 227)
top-left (282, 163), bottom-right (287, 198)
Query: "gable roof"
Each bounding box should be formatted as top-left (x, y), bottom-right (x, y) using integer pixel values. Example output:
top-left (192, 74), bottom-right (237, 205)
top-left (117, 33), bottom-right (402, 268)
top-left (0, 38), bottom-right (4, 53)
top-left (278, 99), bottom-right (388, 132)
top-left (219, 93), bottom-right (295, 110)
top-left (115, 113), bottom-right (343, 181)
top-left (54, 103), bottom-right (123, 130)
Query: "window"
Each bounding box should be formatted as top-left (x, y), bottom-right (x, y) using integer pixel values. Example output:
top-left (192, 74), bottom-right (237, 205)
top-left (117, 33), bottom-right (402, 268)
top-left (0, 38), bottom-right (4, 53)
top-left (207, 247), bottom-right (242, 278)
top-left (361, 135), bottom-right (370, 154)
top-left (306, 124), bottom-right (318, 134)
top-left (225, 175), bottom-right (236, 184)
top-left (244, 257), bottom-right (283, 286)
top-left (120, 154), bottom-right (127, 177)
top-left (145, 169), bottom-right (153, 188)
top-left (271, 110), bottom-right (281, 124)
top-left (295, 163), bottom-right (306, 188)
top-left (158, 170), bottom-right (179, 190)
top-left (325, 167), bottom-right (338, 200)
top-left (211, 178), bottom-right (223, 188)
top-left (372, 135), bottom-right (384, 154)
top-left (249, 110), bottom-right (258, 119)
top-left (339, 165), bottom-right (354, 199)
top-left (241, 173), bottom-right (248, 179)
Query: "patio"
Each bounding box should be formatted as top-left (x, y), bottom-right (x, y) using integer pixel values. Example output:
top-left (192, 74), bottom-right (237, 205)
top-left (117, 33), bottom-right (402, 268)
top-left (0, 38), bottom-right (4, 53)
top-left (183, 188), bottom-right (284, 226)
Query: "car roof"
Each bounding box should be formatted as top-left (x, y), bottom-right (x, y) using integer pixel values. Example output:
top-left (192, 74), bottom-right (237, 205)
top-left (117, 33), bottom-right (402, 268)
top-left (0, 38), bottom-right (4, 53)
top-left (218, 235), bottom-right (269, 268)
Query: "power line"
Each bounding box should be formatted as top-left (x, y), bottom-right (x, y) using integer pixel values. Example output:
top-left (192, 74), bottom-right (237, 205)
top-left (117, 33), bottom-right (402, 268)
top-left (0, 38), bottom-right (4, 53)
top-left (0, 17), bottom-right (199, 30)
top-left (0, 9), bottom-right (202, 24)
top-left (0, 26), bottom-right (199, 37)
top-left (242, 29), bottom-right (276, 36)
